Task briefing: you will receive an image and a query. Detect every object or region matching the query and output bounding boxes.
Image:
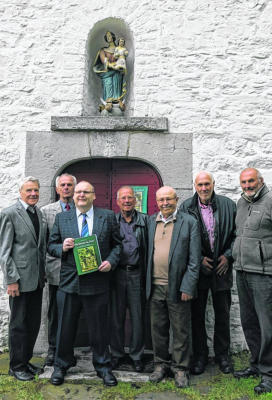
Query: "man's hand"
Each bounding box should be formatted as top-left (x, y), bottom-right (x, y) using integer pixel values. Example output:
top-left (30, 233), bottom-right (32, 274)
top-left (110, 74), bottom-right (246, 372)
top-left (181, 292), bottom-right (193, 301)
top-left (98, 261), bottom-right (112, 272)
top-left (7, 283), bottom-right (20, 297)
top-left (216, 255), bottom-right (229, 276)
top-left (62, 238), bottom-right (75, 252)
top-left (202, 257), bottom-right (214, 271)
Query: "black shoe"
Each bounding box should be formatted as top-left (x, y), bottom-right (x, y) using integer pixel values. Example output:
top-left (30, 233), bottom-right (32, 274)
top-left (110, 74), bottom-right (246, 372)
top-left (149, 365), bottom-right (169, 383)
top-left (234, 366), bottom-right (259, 379)
top-left (27, 362), bottom-right (44, 375)
top-left (50, 367), bottom-right (66, 385)
top-left (111, 357), bottom-right (120, 370)
top-left (44, 349), bottom-right (55, 366)
top-left (254, 378), bottom-right (272, 395)
top-left (133, 359), bottom-right (143, 372)
top-left (9, 368), bottom-right (34, 381)
top-left (190, 359), bottom-right (208, 375)
top-left (217, 358), bottom-right (233, 374)
top-left (97, 370), bottom-right (118, 386)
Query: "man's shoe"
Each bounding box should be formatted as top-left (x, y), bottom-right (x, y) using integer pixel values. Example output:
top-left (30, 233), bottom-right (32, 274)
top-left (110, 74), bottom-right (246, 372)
top-left (190, 359), bottom-right (207, 375)
top-left (218, 358), bottom-right (233, 374)
top-left (44, 349), bottom-right (55, 366)
top-left (50, 367), bottom-right (66, 385)
top-left (97, 370), bottom-right (118, 386)
top-left (174, 370), bottom-right (189, 388)
top-left (111, 357), bottom-right (120, 370)
top-left (149, 365), bottom-right (168, 383)
top-left (254, 378), bottom-right (272, 395)
top-left (133, 360), bottom-right (144, 372)
top-left (27, 362), bottom-right (44, 375)
top-left (233, 366), bottom-right (259, 379)
top-left (8, 368), bottom-right (34, 381)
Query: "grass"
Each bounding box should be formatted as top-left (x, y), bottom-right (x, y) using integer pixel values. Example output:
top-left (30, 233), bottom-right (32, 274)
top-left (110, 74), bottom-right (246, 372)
top-left (0, 352), bottom-right (272, 400)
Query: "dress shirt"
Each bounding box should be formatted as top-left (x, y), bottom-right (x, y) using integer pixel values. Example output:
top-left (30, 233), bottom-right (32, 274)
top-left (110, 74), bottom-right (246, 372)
top-left (158, 208), bottom-right (177, 224)
top-left (60, 201), bottom-right (73, 211)
top-left (76, 207), bottom-right (94, 237)
top-left (198, 197), bottom-right (215, 252)
top-left (119, 211), bottom-right (139, 266)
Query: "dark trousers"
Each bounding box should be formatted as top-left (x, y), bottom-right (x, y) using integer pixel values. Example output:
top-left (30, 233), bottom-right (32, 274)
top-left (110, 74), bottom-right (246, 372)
top-left (191, 288), bottom-right (231, 361)
top-left (48, 284), bottom-right (58, 351)
top-left (55, 289), bottom-right (111, 374)
top-left (110, 268), bottom-right (145, 361)
top-left (150, 285), bottom-right (191, 372)
top-left (236, 271), bottom-right (272, 379)
top-left (9, 287), bottom-right (43, 370)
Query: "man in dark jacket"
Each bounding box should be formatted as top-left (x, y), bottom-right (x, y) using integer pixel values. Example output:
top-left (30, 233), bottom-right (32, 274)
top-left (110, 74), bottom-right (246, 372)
top-left (180, 171), bottom-right (236, 375)
top-left (110, 186), bottom-right (148, 372)
top-left (232, 168), bottom-right (272, 395)
top-left (147, 186), bottom-right (201, 388)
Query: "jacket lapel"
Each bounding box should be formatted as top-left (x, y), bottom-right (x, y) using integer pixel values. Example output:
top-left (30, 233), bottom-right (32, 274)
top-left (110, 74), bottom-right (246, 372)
top-left (92, 208), bottom-right (105, 238)
top-left (68, 209), bottom-right (80, 238)
top-left (16, 201), bottom-right (37, 242)
top-left (168, 216), bottom-right (184, 264)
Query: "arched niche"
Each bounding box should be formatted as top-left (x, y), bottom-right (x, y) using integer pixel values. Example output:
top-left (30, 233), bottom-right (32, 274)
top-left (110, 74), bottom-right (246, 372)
top-left (82, 18), bottom-right (134, 116)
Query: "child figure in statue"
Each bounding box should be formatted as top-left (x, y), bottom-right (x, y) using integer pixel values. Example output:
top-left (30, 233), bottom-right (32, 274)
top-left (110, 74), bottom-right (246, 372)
top-left (114, 38), bottom-right (128, 73)
top-left (93, 31), bottom-right (127, 114)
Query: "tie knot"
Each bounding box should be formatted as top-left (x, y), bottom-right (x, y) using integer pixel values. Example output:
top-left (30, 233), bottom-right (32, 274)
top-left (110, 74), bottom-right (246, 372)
top-left (65, 203), bottom-right (70, 211)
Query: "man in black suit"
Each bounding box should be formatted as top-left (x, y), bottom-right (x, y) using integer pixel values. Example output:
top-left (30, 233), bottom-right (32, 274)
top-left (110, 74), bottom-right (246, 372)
top-left (0, 176), bottom-right (46, 381)
top-left (48, 180), bottom-right (122, 386)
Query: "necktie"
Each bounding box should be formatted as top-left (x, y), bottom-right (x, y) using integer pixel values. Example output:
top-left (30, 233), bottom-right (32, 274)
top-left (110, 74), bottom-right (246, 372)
top-left (65, 203), bottom-right (70, 211)
top-left (81, 214), bottom-right (89, 237)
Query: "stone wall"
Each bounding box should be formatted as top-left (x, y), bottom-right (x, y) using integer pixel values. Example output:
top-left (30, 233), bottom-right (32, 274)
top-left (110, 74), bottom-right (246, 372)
top-left (1, 0), bottom-right (271, 353)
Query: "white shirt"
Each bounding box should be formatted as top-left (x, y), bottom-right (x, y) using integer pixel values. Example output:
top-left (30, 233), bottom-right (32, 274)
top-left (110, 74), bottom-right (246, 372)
top-left (76, 206), bottom-right (94, 237)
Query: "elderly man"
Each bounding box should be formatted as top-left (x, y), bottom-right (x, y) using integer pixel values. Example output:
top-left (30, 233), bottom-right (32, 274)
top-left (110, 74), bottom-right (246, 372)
top-left (110, 186), bottom-right (148, 372)
top-left (41, 173), bottom-right (76, 366)
top-left (0, 177), bottom-right (46, 381)
top-left (146, 186), bottom-right (201, 388)
top-left (233, 168), bottom-right (272, 395)
top-left (48, 181), bottom-right (122, 386)
top-left (180, 171), bottom-right (236, 375)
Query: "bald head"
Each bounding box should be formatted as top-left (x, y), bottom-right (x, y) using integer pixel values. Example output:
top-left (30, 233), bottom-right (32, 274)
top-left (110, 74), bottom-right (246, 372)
top-left (156, 186), bottom-right (178, 219)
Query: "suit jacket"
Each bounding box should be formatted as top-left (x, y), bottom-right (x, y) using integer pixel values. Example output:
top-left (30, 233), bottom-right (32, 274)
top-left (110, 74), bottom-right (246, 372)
top-left (0, 200), bottom-right (46, 292)
top-left (146, 210), bottom-right (201, 303)
top-left (41, 200), bottom-right (70, 285)
top-left (48, 207), bottom-right (122, 295)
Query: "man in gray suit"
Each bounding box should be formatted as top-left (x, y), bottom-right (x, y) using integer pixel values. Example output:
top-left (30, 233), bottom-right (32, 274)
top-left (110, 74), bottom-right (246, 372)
top-left (0, 177), bottom-right (46, 381)
top-left (41, 173), bottom-right (77, 366)
top-left (48, 181), bottom-right (122, 386)
top-left (147, 186), bottom-right (201, 388)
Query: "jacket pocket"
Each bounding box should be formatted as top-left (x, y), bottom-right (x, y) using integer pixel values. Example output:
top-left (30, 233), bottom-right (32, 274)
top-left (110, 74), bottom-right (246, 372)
top-left (246, 209), bottom-right (263, 231)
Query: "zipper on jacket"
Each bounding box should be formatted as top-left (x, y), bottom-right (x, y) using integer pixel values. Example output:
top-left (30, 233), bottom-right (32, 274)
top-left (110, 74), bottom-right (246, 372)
top-left (259, 241), bottom-right (264, 272)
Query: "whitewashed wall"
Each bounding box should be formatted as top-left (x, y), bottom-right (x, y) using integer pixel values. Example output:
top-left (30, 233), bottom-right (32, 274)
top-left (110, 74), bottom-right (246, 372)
top-left (1, 0), bottom-right (271, 353)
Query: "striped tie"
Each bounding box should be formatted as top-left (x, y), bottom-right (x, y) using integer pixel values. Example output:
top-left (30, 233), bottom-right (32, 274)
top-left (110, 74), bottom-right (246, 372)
top-left (81, 213), bottom-right (89, 237)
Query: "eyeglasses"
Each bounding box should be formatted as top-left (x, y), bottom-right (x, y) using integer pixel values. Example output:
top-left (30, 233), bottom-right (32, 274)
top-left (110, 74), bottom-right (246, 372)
top-left (74, 190), bottom-right (95, 195)
top-left (156, 197), bottom-right (177, 203)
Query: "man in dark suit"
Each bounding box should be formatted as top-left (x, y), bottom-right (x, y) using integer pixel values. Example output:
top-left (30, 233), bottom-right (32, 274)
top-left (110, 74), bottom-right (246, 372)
top-left (41, 173), bottom-right (76, 366)
top-left (0, 176), bottom-right (46, 381)
top-left (147, 186), bottom-right (201, 388)
top-left (48, 180), bottom-right (122, 386)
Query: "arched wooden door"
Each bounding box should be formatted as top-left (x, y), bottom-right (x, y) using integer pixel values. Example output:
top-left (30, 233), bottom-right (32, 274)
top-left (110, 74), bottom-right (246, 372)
top-left (61, 158), bottom-right (162, 348)
top-left (62, 158), bottom-right (162, 215)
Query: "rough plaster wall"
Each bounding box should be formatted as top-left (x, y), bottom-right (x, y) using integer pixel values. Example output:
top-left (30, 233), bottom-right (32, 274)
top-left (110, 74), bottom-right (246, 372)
top-left (1, 0), bottom-right (271, 352)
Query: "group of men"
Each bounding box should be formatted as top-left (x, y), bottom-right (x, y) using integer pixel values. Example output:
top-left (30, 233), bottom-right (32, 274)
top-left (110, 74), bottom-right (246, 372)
top-left (0, 167), bottom-right (271, 395)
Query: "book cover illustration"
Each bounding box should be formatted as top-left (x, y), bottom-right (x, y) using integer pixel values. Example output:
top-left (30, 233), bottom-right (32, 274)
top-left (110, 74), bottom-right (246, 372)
top-left (73, 234), bottom-right (102, 275)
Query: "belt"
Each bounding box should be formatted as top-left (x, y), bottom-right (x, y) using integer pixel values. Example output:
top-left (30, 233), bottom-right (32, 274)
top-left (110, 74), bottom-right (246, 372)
top-left (119, 264), bottom-right (139, 271)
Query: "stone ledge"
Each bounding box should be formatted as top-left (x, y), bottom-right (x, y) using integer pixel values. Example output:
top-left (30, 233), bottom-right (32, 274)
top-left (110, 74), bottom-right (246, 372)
top-left (51, 116), bottom-right (168, 132)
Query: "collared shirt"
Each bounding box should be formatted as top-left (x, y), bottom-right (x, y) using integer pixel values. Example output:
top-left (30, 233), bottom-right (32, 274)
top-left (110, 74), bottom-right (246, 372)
top-left (198, 197), bottom-right (215, 251)
top-left (60, 201), bottom-right (73, 211)
top-left (158, 208), bottom-right (178, 224)
top-left (19, 199), bottom-right (35, 213)
top-left (119, 211), bottom-right (139, 266)
top-left (76, 207), bottom-right (94, 237)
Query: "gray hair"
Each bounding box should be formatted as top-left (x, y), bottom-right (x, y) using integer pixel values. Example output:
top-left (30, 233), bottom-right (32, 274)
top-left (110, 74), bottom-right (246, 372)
top-left (240, 168), bottom-right (264, 181)
top-left (55, 173), bottom-right (77, 187)
top-left (117, 186), bottom-right (135, 199)
top-left (19, 176), bottom-right (40, 191)
top-left (194, 171), bottom-right (215, 184)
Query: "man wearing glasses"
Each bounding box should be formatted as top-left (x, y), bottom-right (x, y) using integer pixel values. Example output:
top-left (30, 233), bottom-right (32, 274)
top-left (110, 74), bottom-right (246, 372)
top-left (48, 181), bottom-right (122, 387)
top-left (146, 186), bottom-right (201, 388)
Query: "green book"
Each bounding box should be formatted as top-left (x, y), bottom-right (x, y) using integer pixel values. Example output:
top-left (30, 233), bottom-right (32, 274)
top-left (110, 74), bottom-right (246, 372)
top-left (73, 234), bottom-right (102, 275)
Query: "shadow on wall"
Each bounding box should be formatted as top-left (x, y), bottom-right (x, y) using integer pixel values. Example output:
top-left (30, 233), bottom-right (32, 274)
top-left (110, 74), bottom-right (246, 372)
top-left (82, 17), bottom-right (134, 116)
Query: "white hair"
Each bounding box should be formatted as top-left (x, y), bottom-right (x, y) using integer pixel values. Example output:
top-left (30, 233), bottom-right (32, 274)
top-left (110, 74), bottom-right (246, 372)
top-left (19, 176), bottom-right (40, 191)
top-left (55, 173), bottom-right (77, 187)
top-left (194, 171), bottom-right (215, 184)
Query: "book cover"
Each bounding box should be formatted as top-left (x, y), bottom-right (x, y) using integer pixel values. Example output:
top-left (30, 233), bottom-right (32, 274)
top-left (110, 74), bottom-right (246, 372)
top-left (73, 234), bottom-right (102, 275)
